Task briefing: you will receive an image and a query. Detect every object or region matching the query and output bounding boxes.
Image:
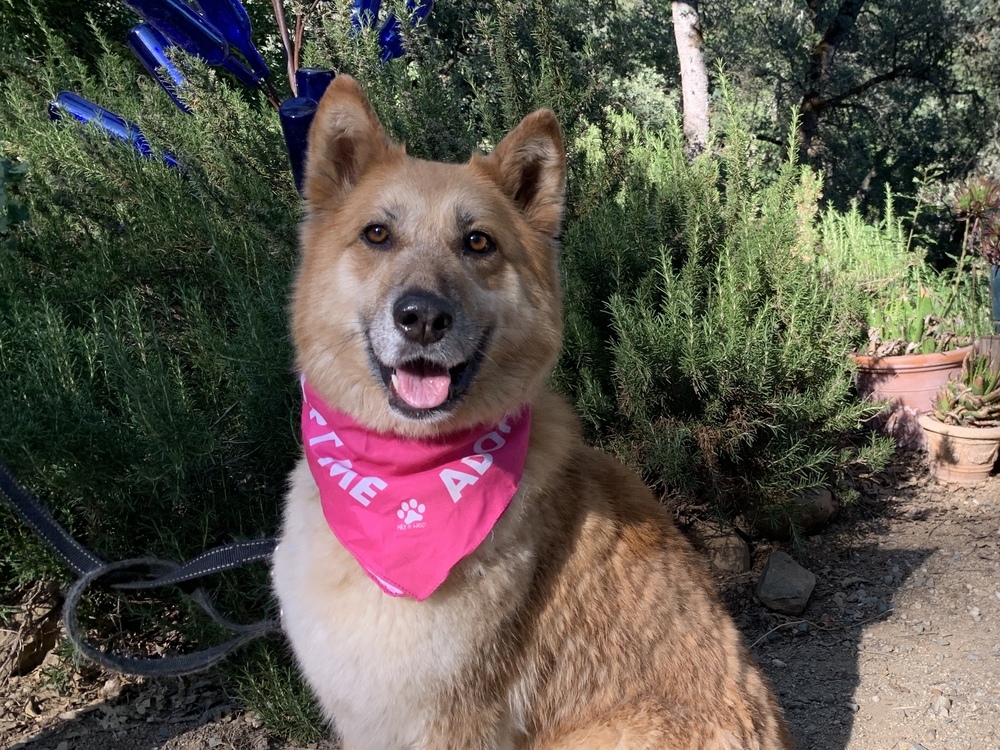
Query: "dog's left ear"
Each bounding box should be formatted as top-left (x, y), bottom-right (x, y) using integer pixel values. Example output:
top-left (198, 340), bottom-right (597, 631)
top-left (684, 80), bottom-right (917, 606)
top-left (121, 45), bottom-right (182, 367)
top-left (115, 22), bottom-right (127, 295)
top-left (478, 110), bottom-right (566, 238)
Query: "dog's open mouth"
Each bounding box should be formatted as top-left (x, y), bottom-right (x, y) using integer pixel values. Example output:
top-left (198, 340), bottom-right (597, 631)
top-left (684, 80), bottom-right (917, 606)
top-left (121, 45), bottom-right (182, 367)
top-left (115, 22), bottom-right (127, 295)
top-left (374, 343), bottom-right (487, 417)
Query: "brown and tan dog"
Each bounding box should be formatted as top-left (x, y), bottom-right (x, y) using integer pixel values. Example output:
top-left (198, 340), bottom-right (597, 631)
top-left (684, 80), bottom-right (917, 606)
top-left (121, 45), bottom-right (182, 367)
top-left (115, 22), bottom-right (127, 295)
top-left (271, 75), bottom-right (794, 750)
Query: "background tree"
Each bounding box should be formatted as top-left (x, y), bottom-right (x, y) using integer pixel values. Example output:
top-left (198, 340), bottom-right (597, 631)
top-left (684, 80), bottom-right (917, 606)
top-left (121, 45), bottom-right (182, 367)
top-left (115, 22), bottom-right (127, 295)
top-left (671, 1), bottom-right (710, 157)
top-left (703, 0), bottom-right (998, 210)
top-left (797, 0), bottom-right (865, 165)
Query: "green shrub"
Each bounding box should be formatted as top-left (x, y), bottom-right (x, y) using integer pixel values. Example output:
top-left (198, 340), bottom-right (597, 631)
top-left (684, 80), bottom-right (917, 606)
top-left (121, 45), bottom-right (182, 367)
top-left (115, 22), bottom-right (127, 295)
top-left (0, 32), bottom-right (301, 587)
top-left (0, 28), bottom-right (319, 738)
top-left (554, 103), bottom-right (894, 528)
top-left (816, 187), bottom-right (989, 356)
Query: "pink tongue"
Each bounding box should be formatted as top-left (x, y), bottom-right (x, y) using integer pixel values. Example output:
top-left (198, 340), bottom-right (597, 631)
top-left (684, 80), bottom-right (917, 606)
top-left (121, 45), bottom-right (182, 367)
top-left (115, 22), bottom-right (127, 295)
top-left (394, 367), bottom-right (451, 409)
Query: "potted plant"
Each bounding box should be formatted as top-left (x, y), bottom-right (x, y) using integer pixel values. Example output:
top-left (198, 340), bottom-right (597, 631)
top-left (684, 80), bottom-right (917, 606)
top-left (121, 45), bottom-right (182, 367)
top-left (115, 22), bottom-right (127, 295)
top-left (851, 267), bottom-right (980, 450)
top-left (919, 343), bottom-right (1000, 483)
top-left (858, 177), bottom-right (1000, 451)
top-left (953, 177), bottom-right (1000, 333)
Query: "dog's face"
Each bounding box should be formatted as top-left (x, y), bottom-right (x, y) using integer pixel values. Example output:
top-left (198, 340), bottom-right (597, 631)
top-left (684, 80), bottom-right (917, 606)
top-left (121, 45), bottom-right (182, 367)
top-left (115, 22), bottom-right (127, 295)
top-left (292, 76), bottom-right (566, 437)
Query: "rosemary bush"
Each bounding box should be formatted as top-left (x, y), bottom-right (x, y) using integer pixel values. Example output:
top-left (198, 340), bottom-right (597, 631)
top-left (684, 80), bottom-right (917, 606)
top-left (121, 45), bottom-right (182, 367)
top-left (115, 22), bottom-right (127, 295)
top-left (554, 104), bottom-right (894, 527)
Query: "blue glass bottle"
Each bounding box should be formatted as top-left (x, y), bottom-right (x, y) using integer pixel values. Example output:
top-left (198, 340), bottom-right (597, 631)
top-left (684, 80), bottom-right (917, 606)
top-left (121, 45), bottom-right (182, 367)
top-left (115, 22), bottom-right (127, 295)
top-left (194, 0), bottom-right (270, 81)
top-left (378, 13), bottom-right (404, 61)
top-left (217, 54), bottom-right (259, 88)
top-left (352, 0), bottom-right (382, 30)
top-left (279, 97), bottom-right (318, 195)
top-left (127, 24), bottom-right (192, 113)
top-left (406, 0), bottom-right (432, 25)
top-left (120, 0), bottom-right (230, 66)
top-left (295, 68), bottom-right (335, 103)
top-left (377, 1), bottom-right (432, 61)
top-left (120, 0), bottom-right (258, 89)
top-left (49, 92), bottom-right (179, 169)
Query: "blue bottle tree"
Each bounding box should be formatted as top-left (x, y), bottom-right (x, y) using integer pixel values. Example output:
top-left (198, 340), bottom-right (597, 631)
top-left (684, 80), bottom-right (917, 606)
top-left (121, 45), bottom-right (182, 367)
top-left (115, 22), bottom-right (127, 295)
top-left (52, 0), bottom-right (432, 194)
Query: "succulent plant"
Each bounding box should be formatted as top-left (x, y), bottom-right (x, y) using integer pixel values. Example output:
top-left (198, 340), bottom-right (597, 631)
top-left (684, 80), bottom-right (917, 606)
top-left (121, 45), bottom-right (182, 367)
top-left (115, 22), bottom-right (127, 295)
top-left (954, 177), bottom-right (1000, 266)
top-left (933, 350), bottom-right (1000, 426)
top-left (864, 286), bottom-right (973, 357)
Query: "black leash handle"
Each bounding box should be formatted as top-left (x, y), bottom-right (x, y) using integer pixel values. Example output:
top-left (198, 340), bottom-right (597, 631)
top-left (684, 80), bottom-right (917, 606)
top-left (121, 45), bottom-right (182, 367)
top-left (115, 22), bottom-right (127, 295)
top-left (0, 459), bottom-right (105, 576)
top-left (0, 457), bottom-right (280, 676)
top-left (64, 557), bottom-right (279, 676)
top-left (112, 539), bottom-right (277, 591)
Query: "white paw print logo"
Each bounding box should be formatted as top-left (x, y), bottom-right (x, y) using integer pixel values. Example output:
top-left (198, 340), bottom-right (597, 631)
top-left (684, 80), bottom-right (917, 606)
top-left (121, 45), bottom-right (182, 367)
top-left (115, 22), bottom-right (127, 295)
top-left (397, 499), bottom-right (425, 525)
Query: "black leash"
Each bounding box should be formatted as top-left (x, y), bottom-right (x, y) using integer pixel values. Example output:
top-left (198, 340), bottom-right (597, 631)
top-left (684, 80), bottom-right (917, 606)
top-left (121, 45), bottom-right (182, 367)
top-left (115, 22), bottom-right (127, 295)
top-left (0, 459), bottom-right (106, 577)
top-left (0, 458), bottom-right (280, 676)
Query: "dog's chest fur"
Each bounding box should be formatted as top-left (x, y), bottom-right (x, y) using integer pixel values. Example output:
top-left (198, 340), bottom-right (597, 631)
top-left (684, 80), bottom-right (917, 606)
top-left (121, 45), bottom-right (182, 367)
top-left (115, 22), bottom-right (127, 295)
top-left (273, 460), bottom-right (540, 749)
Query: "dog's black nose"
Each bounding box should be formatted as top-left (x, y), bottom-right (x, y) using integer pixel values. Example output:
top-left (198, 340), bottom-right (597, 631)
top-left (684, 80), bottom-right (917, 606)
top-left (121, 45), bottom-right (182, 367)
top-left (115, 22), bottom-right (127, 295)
top-left (393, 290), bottom-right (454, 345)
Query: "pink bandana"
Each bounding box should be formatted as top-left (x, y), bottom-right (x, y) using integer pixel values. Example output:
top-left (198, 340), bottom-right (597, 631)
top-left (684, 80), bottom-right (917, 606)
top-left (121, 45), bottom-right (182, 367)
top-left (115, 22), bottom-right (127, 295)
top-left (300, 378), bottom-right (531, 600)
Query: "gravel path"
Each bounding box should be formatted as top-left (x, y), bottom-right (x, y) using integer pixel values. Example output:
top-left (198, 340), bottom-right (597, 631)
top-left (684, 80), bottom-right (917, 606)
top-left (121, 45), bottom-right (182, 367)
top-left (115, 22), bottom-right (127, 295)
top-left (752, 459), bottom-right (1000, 750)
top-left (2, 453), bottom-right (998, 750)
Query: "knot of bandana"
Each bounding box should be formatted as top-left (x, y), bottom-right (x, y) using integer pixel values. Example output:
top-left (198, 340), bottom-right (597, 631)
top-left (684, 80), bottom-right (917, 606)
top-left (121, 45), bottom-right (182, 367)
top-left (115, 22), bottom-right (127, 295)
top-left (300, 378), bottom-right (531, 600)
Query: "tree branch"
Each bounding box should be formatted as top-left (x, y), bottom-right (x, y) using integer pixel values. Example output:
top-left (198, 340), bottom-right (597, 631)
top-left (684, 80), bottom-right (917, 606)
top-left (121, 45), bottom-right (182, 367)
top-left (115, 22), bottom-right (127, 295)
top-left (819, 0), bottom-right (866, 50)
top-left (754, 133), bottom-right (786, 148)
top-left (819, 64), bottom-right (916, 110)
top-left (798, 0), bottom-right (866, 162)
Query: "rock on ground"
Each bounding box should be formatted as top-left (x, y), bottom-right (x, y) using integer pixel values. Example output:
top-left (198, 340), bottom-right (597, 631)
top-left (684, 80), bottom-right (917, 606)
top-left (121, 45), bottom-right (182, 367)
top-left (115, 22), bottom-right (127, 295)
top-left (688, 522), bottom-right (752, 573)
top-left (756, 550), bottom-right (817, 615)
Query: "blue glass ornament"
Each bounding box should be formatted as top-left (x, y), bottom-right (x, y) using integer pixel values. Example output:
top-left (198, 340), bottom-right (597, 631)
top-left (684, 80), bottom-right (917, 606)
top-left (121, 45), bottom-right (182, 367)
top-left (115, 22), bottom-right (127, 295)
top-left (194, 0), bottom-right (270, 80)
top-left (120, 0), bottom-right (230, 66)
top-left (352, 0), bottom-right (382, 29)
top-left (406, 0), bottom-right (432, 25)
top-left (295, 68), bottom-right (335, 103)
top-left (120, 0), bottom-right (260, 88)
top-left (378, 12), bottom-right (404, 61)
top-left (128, 24), bottom-right (192, 114)
top-left (49, 91), bottom-right (179, 169)
top-left (279, 97), bottom-right (318, 195)
top-left (219, 56), bottom-right (259, 88)
top-left (376, 1), bottom-right (430, 61)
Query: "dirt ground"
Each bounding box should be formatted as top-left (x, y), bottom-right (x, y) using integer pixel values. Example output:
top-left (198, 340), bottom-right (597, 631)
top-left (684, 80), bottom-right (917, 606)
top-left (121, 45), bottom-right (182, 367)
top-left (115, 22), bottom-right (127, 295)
top-left (2, 451), bottom-right (998, 750)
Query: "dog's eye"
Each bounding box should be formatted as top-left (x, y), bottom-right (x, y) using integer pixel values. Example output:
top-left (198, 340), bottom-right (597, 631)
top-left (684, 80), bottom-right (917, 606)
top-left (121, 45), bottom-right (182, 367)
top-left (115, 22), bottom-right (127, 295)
top-left (363, 224), bottom-right (390, 246)
top-left (464, 231), bottom-right (495, 255)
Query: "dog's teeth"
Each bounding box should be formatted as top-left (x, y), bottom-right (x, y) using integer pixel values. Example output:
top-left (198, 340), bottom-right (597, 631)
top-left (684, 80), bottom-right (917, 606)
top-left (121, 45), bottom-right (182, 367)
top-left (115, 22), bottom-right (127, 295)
top-left (390, 372), bottom-right (399, 391)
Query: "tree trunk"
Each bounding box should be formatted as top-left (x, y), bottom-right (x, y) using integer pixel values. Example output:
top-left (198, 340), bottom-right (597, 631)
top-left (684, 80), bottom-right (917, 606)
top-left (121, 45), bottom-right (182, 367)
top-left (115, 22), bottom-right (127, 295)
top-left (672, 1), bottom-right (710, 159)
top-left (798, 0), bottom-right (865, 165)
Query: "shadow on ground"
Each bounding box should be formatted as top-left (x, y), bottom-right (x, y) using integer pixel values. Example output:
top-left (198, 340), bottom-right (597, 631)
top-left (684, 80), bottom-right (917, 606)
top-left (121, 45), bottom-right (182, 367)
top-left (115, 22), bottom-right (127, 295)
top-left (725, 455), bottom-right (945, 749)
top-left (7, 675), bottom-right (258, 750)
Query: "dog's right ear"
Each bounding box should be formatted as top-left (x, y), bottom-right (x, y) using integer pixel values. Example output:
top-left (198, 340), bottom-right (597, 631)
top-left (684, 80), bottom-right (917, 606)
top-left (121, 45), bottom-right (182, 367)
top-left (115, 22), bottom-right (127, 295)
top-left (474, 109), bottom-right (566, 239)
top-left (304, 75), bottom-right (398, 209)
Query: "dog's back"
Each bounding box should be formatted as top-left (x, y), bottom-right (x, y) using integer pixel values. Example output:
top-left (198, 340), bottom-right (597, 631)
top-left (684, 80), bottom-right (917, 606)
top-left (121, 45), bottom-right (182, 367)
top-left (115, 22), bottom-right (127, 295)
top-left (272, 75), bottom-right (793, 749)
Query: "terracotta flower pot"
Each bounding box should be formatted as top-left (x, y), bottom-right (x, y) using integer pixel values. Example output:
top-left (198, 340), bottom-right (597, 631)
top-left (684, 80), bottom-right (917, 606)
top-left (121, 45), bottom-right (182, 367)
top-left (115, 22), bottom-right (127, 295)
top-left (851, 346), bottom-right (971, 450)
top-left (918, 413), bottom-right (1000, 484)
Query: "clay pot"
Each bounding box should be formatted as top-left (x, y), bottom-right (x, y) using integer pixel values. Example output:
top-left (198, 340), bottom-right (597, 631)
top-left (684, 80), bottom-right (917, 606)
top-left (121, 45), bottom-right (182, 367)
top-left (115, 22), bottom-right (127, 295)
top-left (918, 413), bottom-right (1000, 484)
top-left (851, 346), bottom-right (970, 450)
